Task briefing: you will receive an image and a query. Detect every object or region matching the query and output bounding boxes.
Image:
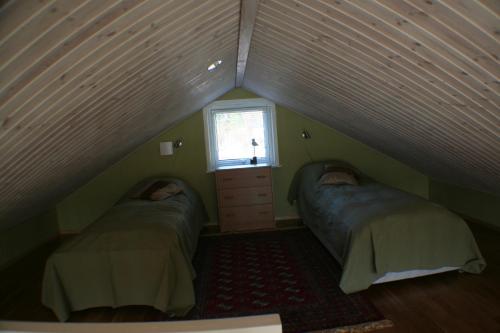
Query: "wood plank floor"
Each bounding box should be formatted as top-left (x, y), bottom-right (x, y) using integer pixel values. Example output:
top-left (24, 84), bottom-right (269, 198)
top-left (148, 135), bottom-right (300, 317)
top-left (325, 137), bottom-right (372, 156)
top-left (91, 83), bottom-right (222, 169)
top-left (0, 223), bottom-right (499, 332)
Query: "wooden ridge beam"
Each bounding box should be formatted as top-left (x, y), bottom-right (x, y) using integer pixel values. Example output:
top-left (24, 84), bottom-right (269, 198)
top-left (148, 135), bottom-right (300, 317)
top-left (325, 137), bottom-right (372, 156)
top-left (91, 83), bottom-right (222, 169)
top-left (235, 0), bottom-right (259, 87)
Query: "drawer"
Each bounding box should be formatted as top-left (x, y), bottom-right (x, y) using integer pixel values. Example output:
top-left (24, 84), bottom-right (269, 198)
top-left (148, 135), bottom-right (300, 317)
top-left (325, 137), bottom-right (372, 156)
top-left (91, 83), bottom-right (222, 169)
top-left (219, 204), bottom-right (274, 232)
top-left (218, 186), bottom-right (272, 207)
top-left (215, 167), bottom-right (271, 189)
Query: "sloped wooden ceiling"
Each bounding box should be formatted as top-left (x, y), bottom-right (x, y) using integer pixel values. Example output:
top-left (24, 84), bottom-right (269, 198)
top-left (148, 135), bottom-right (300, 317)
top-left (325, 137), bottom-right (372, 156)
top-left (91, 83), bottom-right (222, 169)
top-left (0, 0), bottom-right (240, 226)
top-left (0, 0), bottom-right (499, 228)
top-left (244, 0), bottom-right (500, 195)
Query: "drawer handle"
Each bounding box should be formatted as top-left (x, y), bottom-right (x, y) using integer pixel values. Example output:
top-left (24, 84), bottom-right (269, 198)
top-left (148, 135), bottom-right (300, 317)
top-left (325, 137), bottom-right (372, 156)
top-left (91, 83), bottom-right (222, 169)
top-left (256, 175), bottom-right (267, 179)
top-left (223, 177), bottom-right (233, 181)
top-left (224, 195), bottom-right (234, 199)
top-left (258, 211), bottom-right (269, 215)
top-left (257, 193), bottom-right (267, 197)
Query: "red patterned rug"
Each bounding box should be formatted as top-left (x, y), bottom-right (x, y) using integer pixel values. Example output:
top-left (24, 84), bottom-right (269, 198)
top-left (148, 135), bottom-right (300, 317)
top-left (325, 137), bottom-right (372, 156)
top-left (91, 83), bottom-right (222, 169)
top-left (186, 229), bottom-right (392, 333)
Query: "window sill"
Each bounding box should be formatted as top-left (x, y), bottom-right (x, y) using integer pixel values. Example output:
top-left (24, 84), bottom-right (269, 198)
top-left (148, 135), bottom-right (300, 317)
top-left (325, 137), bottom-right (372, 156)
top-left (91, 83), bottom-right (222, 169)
top-left (208, 163), bottom-right (281, 172)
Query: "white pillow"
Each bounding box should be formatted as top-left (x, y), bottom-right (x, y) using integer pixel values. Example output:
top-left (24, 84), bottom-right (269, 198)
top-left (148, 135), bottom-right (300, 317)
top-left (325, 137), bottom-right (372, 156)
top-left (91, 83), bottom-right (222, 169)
top-left (319, 171), bottom-right (358, 186)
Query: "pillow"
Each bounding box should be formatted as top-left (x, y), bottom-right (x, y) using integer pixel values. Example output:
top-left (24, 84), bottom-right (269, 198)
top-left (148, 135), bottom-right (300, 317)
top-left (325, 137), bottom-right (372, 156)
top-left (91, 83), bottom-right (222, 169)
top-left (149, 183), bottom-right (183, 201)
top-left (128, 180), bottom-right (158, 199)
top-left (324, 165), bottom-right (356, 175)
top-left (137, 181), bottom-right (182, 201)
top-left (319, 171), bottom-right (358, 186)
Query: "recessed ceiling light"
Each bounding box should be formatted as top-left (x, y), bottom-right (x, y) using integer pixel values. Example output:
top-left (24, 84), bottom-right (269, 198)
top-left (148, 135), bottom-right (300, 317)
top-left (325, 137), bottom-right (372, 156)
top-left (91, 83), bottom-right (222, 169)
top-left (208, 59), bottom-right (223, 72)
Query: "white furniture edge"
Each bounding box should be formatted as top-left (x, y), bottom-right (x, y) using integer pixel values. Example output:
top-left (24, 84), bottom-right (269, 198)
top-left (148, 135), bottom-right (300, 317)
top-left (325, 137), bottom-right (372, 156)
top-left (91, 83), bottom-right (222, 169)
top-left (0, 314), bottom-right (282, 333)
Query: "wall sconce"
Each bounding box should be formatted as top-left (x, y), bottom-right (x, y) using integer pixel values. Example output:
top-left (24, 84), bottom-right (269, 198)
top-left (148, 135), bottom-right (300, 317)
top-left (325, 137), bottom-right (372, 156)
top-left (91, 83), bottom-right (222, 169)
top-left (160, 142), bottom-right (173, 156)
top-left (173, 138), bottom-right (183, 148)
top-left (160, 139), bottom-right (183, 156)
top-left (301, 129), bottom-right (312, 139)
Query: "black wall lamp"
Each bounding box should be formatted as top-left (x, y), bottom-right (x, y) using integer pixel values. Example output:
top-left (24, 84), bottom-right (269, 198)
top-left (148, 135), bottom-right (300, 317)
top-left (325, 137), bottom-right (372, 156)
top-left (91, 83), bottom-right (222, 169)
top-left (301, 130), bottom-right (312, 139)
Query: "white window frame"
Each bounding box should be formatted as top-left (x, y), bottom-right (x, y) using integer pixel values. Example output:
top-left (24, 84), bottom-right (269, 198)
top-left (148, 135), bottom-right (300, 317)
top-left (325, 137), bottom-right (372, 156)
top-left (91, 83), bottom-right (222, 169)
top-left (203, 98), bottom-right (279, 172)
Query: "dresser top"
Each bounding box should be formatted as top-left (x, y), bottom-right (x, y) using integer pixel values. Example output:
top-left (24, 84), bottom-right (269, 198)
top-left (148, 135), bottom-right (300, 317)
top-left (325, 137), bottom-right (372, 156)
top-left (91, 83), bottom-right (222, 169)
top-left (215, 163), bottom-right (271, 171)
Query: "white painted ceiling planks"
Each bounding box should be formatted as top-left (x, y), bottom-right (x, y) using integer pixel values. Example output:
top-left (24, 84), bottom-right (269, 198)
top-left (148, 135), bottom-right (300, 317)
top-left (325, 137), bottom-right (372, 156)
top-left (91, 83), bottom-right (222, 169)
top-left (0, 0), bottom-right (498, 228)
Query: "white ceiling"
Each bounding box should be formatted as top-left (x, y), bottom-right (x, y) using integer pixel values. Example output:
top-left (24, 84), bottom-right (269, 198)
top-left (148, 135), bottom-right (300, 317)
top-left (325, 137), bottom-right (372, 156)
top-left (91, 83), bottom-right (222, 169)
top-left (0, 0), bottom-right (498, 228)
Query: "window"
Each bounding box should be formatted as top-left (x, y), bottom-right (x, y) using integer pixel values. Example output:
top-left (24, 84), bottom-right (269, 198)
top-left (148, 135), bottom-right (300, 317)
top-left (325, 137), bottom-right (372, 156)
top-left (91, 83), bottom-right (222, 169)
top-left (203, 98), bottom-right (279, 171)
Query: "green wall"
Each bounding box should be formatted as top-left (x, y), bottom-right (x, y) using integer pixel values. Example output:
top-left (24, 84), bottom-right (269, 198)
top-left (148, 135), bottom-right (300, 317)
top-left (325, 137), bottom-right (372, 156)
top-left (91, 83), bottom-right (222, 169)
top-left (0, 208), bottom-right (59, 269)
top-left (430, 180), bottom-right (500, 228)
top-left (57, 88), bottom-right (428, 232)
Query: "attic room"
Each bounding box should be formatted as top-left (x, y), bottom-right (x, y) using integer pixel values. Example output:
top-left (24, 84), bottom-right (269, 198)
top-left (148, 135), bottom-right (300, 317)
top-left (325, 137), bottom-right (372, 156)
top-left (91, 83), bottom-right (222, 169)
top-left (0, 0), bottom-right (499, 332)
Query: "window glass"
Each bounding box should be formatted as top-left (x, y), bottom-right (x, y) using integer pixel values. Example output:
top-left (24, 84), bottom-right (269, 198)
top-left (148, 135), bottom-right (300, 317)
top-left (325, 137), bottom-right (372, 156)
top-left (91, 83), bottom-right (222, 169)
top-left (215, 110), bottom-right (266, 161)
top-left (203, 99), bottom-right (279, 171)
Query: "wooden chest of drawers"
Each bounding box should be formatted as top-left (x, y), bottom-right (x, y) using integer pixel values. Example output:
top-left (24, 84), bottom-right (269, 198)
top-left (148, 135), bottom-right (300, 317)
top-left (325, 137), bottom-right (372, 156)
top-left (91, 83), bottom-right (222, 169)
top-left (215, 166), bottom-right (275, 232)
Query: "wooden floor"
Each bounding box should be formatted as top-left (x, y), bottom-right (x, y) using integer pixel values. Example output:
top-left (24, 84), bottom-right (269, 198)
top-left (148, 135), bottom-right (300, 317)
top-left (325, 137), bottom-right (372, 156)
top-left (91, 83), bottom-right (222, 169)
top-left (1, 223), bottom-right (499, 332)
top-left (365, 222), bottom-right (500, 333)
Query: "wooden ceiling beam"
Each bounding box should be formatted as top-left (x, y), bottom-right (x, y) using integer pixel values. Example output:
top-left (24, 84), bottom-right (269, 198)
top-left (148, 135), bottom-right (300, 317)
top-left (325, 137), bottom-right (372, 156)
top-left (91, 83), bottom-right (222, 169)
top-left (235, 0), bottom-right (259, 87)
